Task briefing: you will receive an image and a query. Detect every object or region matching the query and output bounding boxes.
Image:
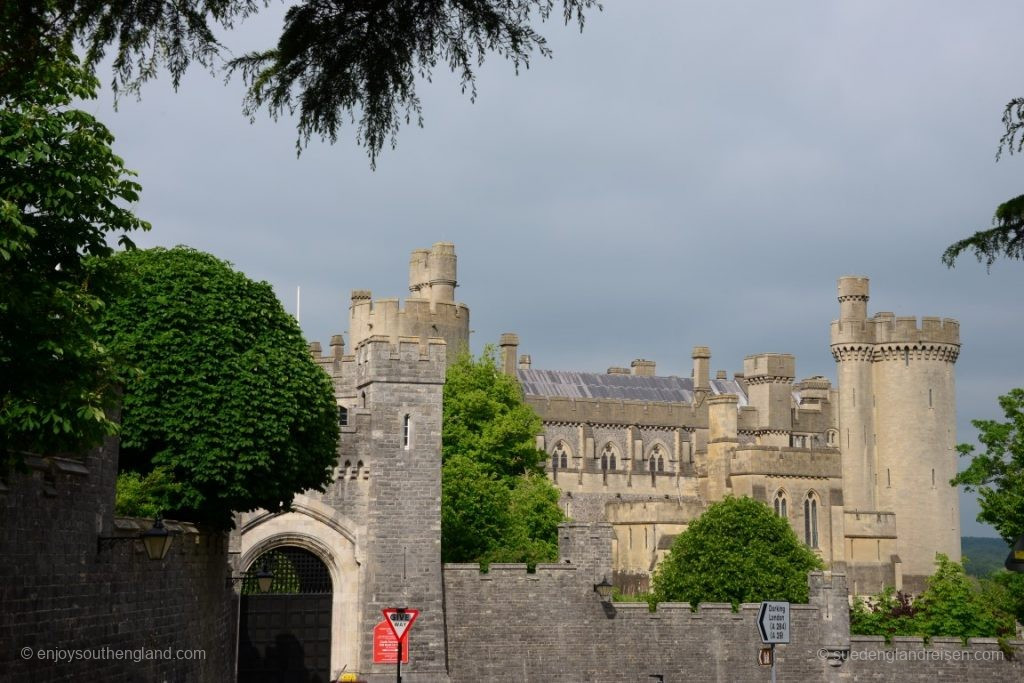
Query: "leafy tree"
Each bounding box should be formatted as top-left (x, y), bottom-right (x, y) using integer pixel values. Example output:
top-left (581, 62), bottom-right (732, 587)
top-left (440, 349), bottom-right (564, 564)
top-left (1, 39), bottom-right (148, 465)
top-left (943, 98), bottom-right (1024, 268)
top-left (850, 587), bottom-right (921, 640)
top-left (650, 496), bottom-right (825, 609)
top-left (11, 0), bottom-right (600, 166)
top-left (92, 246), bottom-right (338, 528)
top-left (915, 554), bottom-right (1014, 639)
top-left (442, 348), bottom-right (547, 480)
top-left (441, 454), bottom-right (512, 563)
top-left (851, 555), bottom-right (1016, 641)
top-left (952, 388), bottom-right (1024, 544)
top-left (984, 570), bottom-right (1024, 627)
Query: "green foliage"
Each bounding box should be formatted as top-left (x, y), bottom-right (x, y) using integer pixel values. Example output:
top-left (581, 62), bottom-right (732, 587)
top-left (442, 348), bottom-right (546, 481)
top-left (850, 587), bottom-right (921, 640)
top-left (650, 496), bottom-right (825, 609)
top-left (441, 350), bottom-right (564, 565)
top-left (92, 247), bottom-right (338, 528)
top-left (942, 194), bottom-right (1024, 268)
top-left (952, 388), bottom-right (1024, 544)
top-left (114, 468), bottom-right (180, 519)
top-left (943, 96), bottom-right (1024, 268)
top-left (984, 571), bottom-right (1024, 627)
top-left (851, 555), bottom-right (1016, 642)
top-left (17, 1), bottom-right (599, 167)
top-left (1, 40), bottom-right (149, 464)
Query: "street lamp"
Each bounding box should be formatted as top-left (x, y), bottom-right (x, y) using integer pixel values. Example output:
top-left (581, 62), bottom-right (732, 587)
top-left (227, 563), bottom-right (275, 593)
top-left (97, 517), bottom-right (173, 561)
top-left (140, 516), bottom-right (172, 560)
top-left (593, 577), bottom-right (614, 602)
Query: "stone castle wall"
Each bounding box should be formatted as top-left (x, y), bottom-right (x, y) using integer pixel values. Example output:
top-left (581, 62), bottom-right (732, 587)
top-left (442, 523), bottom-right (1022, 683)
top-left (0, 437), bottom-right (235, 683)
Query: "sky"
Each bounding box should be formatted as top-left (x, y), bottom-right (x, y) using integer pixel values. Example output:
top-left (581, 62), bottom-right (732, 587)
top-left (88, 1), bottom-right (1024, 539)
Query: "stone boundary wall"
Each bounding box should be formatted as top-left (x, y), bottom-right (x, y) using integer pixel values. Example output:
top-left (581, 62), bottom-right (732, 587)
top-left (442, 523), bottom-right (1023, 682)
top-left (0, 438), bottom-right (235, 683)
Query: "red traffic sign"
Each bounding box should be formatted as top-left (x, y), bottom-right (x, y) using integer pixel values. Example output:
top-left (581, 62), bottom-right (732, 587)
top-left (381, 608), bottom-right (419, 642)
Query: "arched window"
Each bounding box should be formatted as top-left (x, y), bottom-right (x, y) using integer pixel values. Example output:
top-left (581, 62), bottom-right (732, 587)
top-left (601, 443), bottom-right (618, 471)
top-left (402, 414), bottom-right (411, 450)
top-left (773, 490), bottom-right (788, 519)
top-left (552, 442), bottom-right (570, 470)
top-left (338, 405), bottom-right (348, 427)
top-left (649, 444), bottom-right (667, 473)
top-left (804, 492), bottom-right (819, 548)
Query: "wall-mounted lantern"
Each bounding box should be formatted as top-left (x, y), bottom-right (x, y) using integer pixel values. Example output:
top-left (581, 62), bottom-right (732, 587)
top-left (97, 517), bottom-right (173, 561)
top-left (593, 577), bottom-right (614, 602)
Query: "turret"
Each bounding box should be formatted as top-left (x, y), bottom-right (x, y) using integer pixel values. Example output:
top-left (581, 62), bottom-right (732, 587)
top-left (692, 346), bottom-right (711, 391)
top-left (743, 353), bottom-right (795, 446)
top-left (500, 333), bottom-right (519, 376)
top-left (348, 244), bottom-right (469, 364)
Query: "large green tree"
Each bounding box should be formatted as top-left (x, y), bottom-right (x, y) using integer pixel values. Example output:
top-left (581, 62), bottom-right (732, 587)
top-left (1, 39), bottom-right (148, 465)
top-left (92, 246), bottom-right (338, 528)
top-left (952, 388), bottom-right (1024, 544)
top-left (6, 1), bottom-right (599, 166)
top-left (650, 496), bottom-right (824, 609)
top-left (943, 98), bottom-right (1024, 268)
top-left (441, 349), bottom-right (563, 564)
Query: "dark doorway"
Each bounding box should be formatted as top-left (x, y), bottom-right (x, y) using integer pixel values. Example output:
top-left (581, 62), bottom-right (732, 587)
top-left (238, 546), bottom-right (333, 683)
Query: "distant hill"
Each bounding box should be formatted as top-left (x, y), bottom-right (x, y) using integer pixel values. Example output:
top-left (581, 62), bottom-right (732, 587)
top-left (961, 536), bottom-right (1010, 577)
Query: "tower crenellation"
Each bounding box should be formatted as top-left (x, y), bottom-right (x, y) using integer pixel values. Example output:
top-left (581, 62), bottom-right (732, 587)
top-left (349, 243), bottom-right (470, 363)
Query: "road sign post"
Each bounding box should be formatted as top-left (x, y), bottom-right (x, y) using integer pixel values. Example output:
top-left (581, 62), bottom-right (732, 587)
top-left (757, 601), bottom-right (790, 683)
top-left (382, 607), bottom-right (419, 683)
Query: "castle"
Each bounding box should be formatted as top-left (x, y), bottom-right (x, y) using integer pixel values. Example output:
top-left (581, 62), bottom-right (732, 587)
top-left (230, 242), bottom-right (964, 679)
top-left (506, 273), bottom-right (961, 597)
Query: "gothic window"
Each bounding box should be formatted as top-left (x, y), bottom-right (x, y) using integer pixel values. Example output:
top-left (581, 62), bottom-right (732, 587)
top-left (601, 443), bottom-right (618, 471)
top-left (552, 442), bottom-right (570, 470)
top-left (826, 429), bottom-right (838, 447)
top-left (649, 444), bottom-right (666, 473)
top-left (338, 406), bottom-right (348, 427)
top-left (773, 490), bottom-right (788, 519)
top-left (402, 414), bottom-right (411, 450)
top-left (804, 492), bottom-right (819, 548)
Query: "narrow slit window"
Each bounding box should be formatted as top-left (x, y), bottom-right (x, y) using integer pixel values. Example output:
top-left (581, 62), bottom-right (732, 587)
top-left (338, 406), bottom-right (348, 427)
top-left (402, 414), bottom-right (411, 450)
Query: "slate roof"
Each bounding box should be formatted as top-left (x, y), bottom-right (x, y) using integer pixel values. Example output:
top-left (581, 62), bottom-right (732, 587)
top-left (516, 369), bottom-right (748, 406)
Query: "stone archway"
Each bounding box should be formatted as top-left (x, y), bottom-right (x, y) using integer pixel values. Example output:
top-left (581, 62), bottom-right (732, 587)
top-left (238, 546), bottom-right (333, 683)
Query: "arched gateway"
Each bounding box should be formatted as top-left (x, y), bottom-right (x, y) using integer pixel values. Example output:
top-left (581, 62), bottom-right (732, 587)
top-left (238, 546), bottom-right (333, 682)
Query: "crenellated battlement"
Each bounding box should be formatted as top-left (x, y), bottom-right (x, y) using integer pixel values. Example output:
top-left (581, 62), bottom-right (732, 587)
top-left (347, 244), bottom-right (470, 362)
top-left (831, 313), bottom-right (960, 351)
top-left (354, 335), bottom-right (448, 387)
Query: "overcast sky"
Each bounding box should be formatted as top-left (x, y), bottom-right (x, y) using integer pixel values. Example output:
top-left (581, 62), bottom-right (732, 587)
top-left (90, 1), bottom-right (1024, 539)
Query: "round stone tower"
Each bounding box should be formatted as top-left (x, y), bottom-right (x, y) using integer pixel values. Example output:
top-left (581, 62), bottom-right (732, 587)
top-left (830, 276), bottom-right (877, 511)
top-left (830, 276), bottom-right (961, 589)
